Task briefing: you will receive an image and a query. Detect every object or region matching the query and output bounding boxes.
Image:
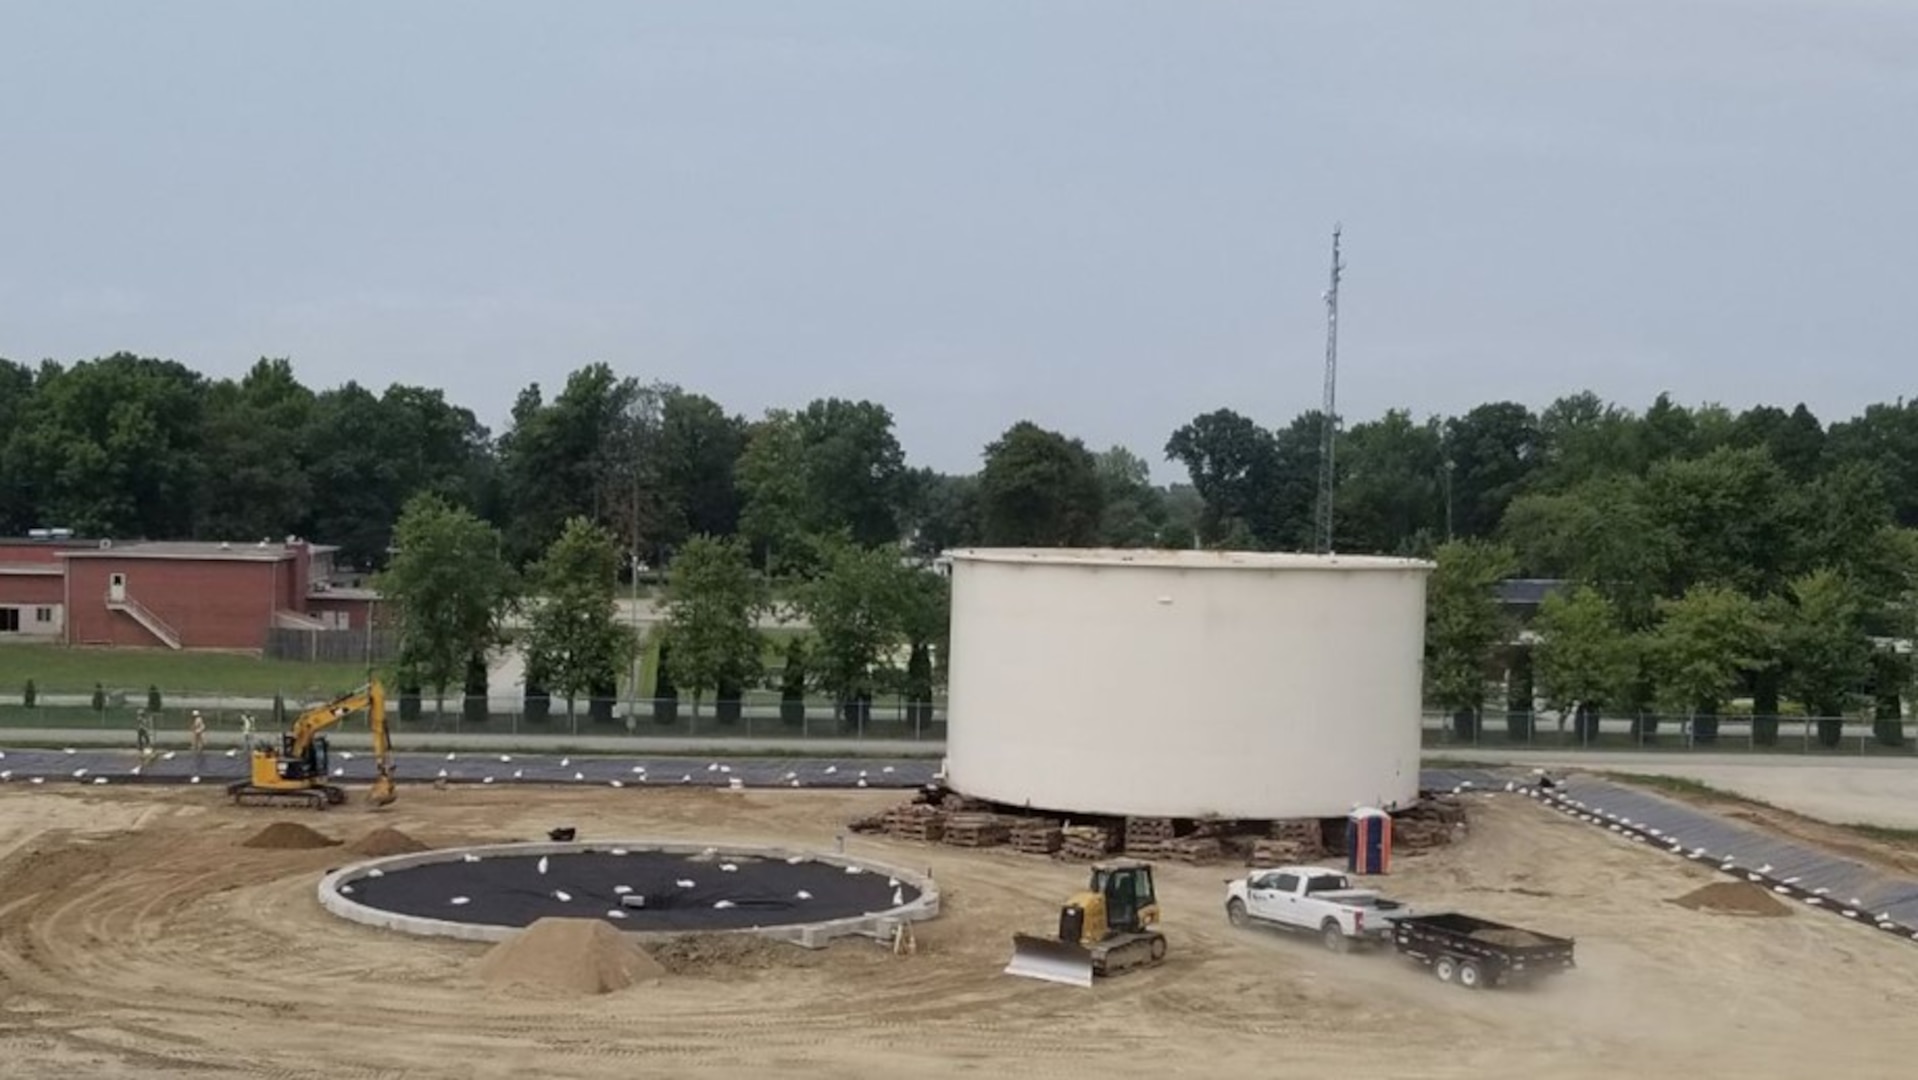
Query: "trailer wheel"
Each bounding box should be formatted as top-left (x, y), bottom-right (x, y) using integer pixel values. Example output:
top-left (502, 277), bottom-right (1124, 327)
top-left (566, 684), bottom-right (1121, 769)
top-left (1457, 961), bottom-right (1484, 990)
top-left (1226, 899), bottom-right (1249, 928)
top-left (1433, 956), bottom-right (1458, 983)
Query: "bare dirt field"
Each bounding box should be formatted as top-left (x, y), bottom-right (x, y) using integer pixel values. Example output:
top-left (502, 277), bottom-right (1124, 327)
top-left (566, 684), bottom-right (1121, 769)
top-left (3, 785), bottom-right (1918, 1079)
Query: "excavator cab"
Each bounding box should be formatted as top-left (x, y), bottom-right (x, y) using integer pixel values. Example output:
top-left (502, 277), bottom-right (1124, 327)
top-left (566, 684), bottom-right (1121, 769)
top-left (1006, 860), bottom-right (1167, 988)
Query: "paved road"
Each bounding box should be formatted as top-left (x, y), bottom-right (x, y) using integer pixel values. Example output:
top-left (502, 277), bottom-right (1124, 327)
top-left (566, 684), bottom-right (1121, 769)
top-left (0, 726), bottom-right (943, 758)
top-left (0, 745), bottom-right (942, 792)
top-left (1429, 748), bottom-right (1918, 829)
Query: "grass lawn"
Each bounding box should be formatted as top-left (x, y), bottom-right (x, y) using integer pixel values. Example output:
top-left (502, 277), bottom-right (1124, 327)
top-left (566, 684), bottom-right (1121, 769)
top-left (0, 643), bottom-right (372, 697)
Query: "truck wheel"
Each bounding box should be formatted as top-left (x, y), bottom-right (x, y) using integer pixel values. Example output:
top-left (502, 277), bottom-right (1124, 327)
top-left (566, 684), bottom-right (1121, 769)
top-left (1457, 961), bottom-right (1483, 990)
top-left (1321, 921), bottom-right (1350, 954)
top-left (1226, 899), bottom-right (1249, 928)
top-left (1433, 956), bottom-right (1457, 983)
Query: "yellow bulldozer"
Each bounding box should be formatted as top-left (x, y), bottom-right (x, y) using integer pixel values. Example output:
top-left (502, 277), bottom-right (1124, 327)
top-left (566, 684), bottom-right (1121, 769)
top-left (1005, 860), bottom-right (1166, 987)
top-left (227, 680), bottom-right (397, 810)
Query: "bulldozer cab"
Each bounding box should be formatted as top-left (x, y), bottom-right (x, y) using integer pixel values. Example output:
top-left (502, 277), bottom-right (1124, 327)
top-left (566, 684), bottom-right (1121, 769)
top-left (1090, 861), bottom-right (1156, 934)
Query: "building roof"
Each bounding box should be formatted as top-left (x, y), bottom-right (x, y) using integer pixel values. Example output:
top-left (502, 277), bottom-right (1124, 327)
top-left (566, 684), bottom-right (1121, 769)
top-left (1496, 578), bottom-right (1569, 607)
top-left (61, 540), bottom-right (303, 562)
top-left (0, 563), bottom-right (64, 576)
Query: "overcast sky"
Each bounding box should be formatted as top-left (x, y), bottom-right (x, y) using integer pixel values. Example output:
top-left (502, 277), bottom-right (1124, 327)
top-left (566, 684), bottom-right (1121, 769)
top-left (2, 1), bottom-right (1913, 479)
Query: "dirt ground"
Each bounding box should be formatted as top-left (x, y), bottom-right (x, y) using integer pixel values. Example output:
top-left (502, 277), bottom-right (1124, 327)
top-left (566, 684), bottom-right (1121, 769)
top-left (3, 785), bottom-right (1918, 1079)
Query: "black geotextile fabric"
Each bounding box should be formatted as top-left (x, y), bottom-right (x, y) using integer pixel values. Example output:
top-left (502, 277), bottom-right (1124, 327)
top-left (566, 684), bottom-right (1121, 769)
top-left (341, 850), bottom-right (918, 931)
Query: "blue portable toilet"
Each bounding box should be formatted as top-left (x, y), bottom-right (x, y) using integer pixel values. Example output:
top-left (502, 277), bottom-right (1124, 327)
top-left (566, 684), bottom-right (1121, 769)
top-left (1346, 807), bottom-right (1392, 875)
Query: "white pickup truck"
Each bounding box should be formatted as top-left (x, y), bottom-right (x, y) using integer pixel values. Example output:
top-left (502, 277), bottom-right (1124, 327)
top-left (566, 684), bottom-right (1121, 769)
top-left (1224, 866), bottom-right (1408, 952)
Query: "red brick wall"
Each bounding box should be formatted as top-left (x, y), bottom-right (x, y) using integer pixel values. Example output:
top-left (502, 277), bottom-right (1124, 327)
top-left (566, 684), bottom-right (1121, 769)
top-left (64, 558), bottom-right (282, 650)
top-left (0, 574), bottom-right (64, 607)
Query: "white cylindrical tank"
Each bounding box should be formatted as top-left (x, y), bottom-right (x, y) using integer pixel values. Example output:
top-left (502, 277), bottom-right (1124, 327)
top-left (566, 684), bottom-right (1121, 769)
top-left (943, 548), bottom-right (1433, 820)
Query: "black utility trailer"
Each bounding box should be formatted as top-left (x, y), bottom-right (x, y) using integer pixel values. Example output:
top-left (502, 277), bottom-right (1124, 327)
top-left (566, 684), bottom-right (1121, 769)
top-left (1391, 912), bottom-right (1575, 990)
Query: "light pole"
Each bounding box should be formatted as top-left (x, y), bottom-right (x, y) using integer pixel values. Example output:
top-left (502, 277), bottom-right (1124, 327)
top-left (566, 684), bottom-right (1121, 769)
top-left (1443, 458), bottom-right (1456, 541)
top-left (628, 551), bottom-right (642, 725)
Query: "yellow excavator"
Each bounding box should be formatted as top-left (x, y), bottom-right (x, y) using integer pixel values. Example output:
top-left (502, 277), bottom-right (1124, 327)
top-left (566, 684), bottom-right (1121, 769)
top-left (228, 680), bottom-right (397, 810)
top-left (1005, 860), bottom-right (1166, 987)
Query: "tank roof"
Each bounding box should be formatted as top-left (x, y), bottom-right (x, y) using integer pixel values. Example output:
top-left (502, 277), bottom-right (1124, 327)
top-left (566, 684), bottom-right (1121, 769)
top-left (944, 548), bottom-right (1433, 572)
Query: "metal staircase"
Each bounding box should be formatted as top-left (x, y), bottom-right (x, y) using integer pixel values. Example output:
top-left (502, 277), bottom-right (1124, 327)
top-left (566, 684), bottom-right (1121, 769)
top-left (107, 591), bottom-right (182, 650)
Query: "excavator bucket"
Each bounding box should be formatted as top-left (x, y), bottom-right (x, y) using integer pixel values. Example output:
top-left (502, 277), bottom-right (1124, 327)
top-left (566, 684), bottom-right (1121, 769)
top-left (367, 771), bottom-right (397, 807)
top-left (1004, 933), bottom-right (1094, 988)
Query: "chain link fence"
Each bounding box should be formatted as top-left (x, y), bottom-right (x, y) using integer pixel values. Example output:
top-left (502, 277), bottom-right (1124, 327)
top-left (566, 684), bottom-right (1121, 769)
top-left (1423, 709), bottom-right (1916, 756)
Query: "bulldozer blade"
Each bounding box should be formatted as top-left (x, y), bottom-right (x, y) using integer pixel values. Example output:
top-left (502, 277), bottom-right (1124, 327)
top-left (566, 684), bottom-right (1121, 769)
top-left (1004, 934), bottom-right (1094, 988)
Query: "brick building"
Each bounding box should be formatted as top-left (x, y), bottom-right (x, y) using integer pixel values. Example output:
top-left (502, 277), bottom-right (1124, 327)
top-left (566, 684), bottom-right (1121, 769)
top-left (0, 535), bottom-right (378, 652)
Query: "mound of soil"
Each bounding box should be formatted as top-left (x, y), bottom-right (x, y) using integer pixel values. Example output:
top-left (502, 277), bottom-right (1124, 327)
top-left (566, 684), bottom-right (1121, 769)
top-left (1669, 881), bottom-right (1792, 918)
top-left (475, 918), bottom-right (665, 995)
top-left (349, 827), bottom-right (428, 857)
top-left (240, 822), bottom-right (340, 850)
top-left (646, 933), bottom-right (807, 976)
top-left (1469, 928), bottom-right (1553, 948)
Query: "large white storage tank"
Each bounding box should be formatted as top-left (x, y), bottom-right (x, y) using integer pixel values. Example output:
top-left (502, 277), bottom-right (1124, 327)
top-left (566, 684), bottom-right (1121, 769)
top-left (943, 548), bottom-right (1433, 820)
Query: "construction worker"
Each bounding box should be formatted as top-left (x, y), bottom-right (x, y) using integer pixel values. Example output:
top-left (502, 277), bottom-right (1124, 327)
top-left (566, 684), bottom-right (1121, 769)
top-left (240, 711), bottom-right (256, 757)
top-left (134, 709), bottom-right (153, 756)
top-left (190, 710), bottom-right (206, 771)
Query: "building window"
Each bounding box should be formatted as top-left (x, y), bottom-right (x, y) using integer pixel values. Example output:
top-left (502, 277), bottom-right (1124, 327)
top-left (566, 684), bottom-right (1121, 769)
top-left (36, 607), bottom-right (52, 624)
top-left (0, 609), bottom-right (18, 633)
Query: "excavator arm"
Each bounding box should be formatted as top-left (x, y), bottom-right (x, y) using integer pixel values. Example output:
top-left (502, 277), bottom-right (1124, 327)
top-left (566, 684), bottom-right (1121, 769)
top-left (285, 681), bottom-right (396, 806)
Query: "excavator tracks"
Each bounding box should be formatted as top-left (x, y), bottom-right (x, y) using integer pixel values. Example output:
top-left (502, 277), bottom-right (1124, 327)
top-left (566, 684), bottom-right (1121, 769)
top-left (227, 783), bottom-right (347, 811)
top-left (1090, 932), bottom-right (1168, 978)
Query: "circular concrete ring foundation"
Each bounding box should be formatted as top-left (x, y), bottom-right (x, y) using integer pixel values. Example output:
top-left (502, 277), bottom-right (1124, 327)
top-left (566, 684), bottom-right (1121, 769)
top-left (318, 839), bottom-right (939, 950)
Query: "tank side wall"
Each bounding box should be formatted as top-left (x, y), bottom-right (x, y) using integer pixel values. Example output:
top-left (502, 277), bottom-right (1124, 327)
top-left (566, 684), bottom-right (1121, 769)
top-left (945, 559), bottom-right (1427, 819)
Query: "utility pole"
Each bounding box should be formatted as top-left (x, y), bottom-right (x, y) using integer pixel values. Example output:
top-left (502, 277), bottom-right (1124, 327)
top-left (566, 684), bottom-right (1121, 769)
top-left (1315, 224), bottom-right (1344, 554)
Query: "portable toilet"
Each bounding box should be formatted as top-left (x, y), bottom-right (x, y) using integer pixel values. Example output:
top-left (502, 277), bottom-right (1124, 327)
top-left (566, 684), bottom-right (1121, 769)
top-left (1346, 807), bottom-right (1392, 875)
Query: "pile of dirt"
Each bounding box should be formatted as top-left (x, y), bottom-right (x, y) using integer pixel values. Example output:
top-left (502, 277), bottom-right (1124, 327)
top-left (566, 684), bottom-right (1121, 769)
top-left (348, 827), bottom-right (429, 857)
top-left (645, 933), bottom-right (809, 976)
top-left (1469, 928), bottom-right (1553, 948)
top-left (240, 822), bottom-right (341, 850)
top-left (1669, 880), bottom-right (1793, 918)
top-left (475, 918), bottom-right (665, 995)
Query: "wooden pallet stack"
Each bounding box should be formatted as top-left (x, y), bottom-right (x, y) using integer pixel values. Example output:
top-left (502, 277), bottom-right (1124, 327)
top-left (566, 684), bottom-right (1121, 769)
top-left (1249, 817), bottom-right (1328, 865)
top-left (1058, 824), bottom-right (1117, 861)
top-left (941, 812), bottom-right (1012, 849)
top-left (884, 804), bottom-right (948, 844)
top-left (1392, 796), bottom-right (1467, 851)
top-left (1165, 835), bottom-right (1224, 864)
top-left (1123, 816), bottom-right (1177, 857)
top-left (1010, 819), bottom-right (1064, 855)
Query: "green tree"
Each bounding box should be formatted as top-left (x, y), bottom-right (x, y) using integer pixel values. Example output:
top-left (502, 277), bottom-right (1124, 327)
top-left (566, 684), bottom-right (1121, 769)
top-left (1644, 446), bottom-right (1794, 596)
top-left (900, 469), bottom-right (983, 558)
top-left (1500, 475), bottom-right (1676, 625)
top-left (198, 358), bottom-right (316, 541)
top-left (1533, 586), bottom-right (1637, 744)
top-left (793, 398), bottom-right (908, 547)
top-left (1425, 540), bottom-right (1518, 740)
top-left (373, 493), bottom-right (518, 716)
top-left (658, 390), bottom-right (747, 544)
top-left (1164, 408), bottom-right (1281, 546)
top-left (1440, 402), bottom-right (1540, 539)
top-left (523, 517), bottom-right (638, 726)
top-left (659, 535), bottom-right (766, 718)
top-left (1336, 409), bottom-right (1443, 554)
top-left (1777, 569), bottom-right (1872, 747)
top-left (978, 421), bottom-right (1104, 546)
top-left (1649, 584), bottom-right (1768, 744)
top-left (736, 410), bottom-right (812, 573)
top-left (1092, 446), bottom-right (1168, 548)
top-left (796, 538), bottom-right (911, 730)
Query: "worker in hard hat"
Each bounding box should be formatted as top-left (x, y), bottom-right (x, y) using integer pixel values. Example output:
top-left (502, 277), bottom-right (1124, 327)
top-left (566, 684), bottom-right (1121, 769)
top-left (190, 710), bottom-right (206, 771)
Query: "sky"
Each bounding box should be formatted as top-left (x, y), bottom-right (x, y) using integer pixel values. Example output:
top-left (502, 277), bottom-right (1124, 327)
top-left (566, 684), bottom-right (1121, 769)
top-left (2, 1), bottom-right (1915, 480)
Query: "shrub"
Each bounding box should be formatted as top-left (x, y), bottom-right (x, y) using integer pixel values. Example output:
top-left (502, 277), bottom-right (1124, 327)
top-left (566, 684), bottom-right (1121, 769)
top-left (462, 652), bottom-right (488, 725)
top-left (652, 644), bottom-right (679, 725)
top-left (779, 638), bottom-right (808, 727)
top-left (22, 678), bottom-right (35, 708)
top-left (587, 678), bottom-right (617, 725)
top-left (91, 682), bottom-right (106, 712)
top-left (715, 676), bottom-right (743, 725)
top-left (147, 684), bottom-right (162, 714)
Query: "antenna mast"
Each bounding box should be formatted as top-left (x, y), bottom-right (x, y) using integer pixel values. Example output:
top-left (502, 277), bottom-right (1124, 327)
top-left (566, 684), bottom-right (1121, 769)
top-left (1314, 224), bottom-right (1344, 554)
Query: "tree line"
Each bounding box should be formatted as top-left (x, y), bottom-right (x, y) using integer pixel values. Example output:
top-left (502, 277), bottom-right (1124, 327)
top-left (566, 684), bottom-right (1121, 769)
top-left (6, 351), bottom-right (1916, 731)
